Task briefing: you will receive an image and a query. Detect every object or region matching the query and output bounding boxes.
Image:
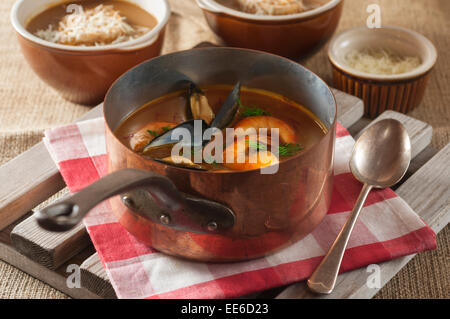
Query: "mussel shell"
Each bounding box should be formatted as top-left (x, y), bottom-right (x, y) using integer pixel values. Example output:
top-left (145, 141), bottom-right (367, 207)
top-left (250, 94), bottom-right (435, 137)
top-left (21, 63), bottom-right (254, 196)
top-left (210, 82), bottom-right (241, 130)
top-left (187, 82), bottom-right (215, 125)
top-left (187, 82), bottom-right (203, 121)
top-left (188, 81), bottom-right (203, 95)
top-left (143, 119), bottom-right (209, 152)
top-left (156, 156), bottom-right (208, 171)
top-left (141, 143), bottom-right (177, 159)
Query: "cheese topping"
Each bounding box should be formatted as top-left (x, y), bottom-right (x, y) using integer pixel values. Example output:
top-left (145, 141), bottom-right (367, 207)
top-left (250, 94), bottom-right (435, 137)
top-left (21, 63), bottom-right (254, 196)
top-left (345, 48), bottom-right (422, 75)
top-left (35, 4), bottom-right (150, 46)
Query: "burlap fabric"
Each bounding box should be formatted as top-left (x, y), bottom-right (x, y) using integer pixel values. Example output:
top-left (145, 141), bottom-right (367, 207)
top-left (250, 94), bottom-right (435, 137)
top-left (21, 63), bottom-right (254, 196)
top-left (0, 0), bottom-right (448, 299)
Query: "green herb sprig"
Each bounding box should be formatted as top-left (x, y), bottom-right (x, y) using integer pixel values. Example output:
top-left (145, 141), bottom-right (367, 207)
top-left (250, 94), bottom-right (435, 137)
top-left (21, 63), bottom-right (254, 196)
top-left (147, 126), bottom-right (171, 138)
top-left (237, 98), bottom-right (271, 118)
top-left (147, 130), bottom-right (158, 137)
top-left (277, 143), bottom-right (304, 157)
top-left (247, 140), bottom-right (268, 151)
top-left (248, 141), bottom-right (304, 157)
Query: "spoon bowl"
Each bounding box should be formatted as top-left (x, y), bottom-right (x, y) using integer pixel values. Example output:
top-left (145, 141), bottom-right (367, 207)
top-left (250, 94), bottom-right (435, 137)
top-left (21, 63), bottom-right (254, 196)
top-left (351, 119), bottom-right (412, 188)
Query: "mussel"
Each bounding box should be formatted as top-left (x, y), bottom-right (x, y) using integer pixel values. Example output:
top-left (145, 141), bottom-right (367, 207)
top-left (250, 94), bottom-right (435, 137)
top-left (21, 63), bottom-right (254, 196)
top-left (210, 82), bottom-right (241, 130)
top-left (159, 156), bottom-right (207, 171)
top-left (188, 83), bottom-right (215, 125)
top-left (142, 81), bottom-right (241, 168)
top-left (142, 119), bottom-right (209, 157)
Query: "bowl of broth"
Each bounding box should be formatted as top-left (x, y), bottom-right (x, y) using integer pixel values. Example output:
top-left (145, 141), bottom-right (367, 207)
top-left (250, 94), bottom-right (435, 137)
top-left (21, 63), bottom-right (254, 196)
top-left (11, 0), bottom-right (170, 105)
top-left (195, 0), bottom-right (343, 58)
top-left (36, 48), bottom-right (337, 262)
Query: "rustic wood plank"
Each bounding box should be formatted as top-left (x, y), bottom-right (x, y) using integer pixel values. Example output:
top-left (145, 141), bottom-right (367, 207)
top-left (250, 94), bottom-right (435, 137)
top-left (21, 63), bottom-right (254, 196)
top-left (80, 253), bottom-right (116, 299)
top-left (0, 241), bottom-right (99, 299)
top-left (0, 145), bottom-right (66, 231)
top-left (396, 144), bottom-right (450, 230)
top-left (331, 88), bottom-right (364, 129)
top-left (403, 145), bottom-right (439, 184)
top-left (0, 105), bottom-right (103, 231)
top-left (0, 212), bottom-right (32, 246)
top-left (347, 118), bottom-right (371, 137)
top-left (10, 216), bottom-right (89, 270)
top-left (276, 144), bottom-right (450, 299)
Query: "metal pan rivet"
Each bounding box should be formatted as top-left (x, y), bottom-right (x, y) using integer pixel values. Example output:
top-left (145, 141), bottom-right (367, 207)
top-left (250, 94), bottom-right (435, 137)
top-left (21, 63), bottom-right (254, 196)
top-left (160, 214), bottom-right (171, 225)
top-left (207, 221), bottom-right (218, 232)
top-left (122, 195), bottom-right (135, 209)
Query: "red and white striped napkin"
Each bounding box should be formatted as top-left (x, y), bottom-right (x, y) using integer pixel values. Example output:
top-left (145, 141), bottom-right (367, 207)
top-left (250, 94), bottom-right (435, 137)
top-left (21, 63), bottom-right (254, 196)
top-left (43, 117), bottom-right (436, 299)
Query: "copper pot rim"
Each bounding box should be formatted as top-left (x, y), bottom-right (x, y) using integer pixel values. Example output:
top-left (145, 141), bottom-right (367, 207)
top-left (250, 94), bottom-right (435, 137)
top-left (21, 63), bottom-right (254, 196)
top-left (103, 46), bottom-right (338, 176)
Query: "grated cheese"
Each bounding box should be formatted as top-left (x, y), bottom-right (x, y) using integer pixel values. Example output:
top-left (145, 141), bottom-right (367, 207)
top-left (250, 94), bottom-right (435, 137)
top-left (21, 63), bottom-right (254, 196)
top-left (345, 48), bottom-right (422, 75)
top-left (35, 4), bottom-right (150, 46)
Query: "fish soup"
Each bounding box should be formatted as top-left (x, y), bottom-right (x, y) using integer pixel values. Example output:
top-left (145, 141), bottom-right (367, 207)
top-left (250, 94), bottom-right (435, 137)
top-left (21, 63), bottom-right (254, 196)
top-left (116, 84), bottom-right (327, 172)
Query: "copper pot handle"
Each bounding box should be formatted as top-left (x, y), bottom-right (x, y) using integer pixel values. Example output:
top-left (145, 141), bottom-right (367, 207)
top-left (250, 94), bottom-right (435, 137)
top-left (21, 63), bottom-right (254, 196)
top-left (34, 168), bottom-right (235, 234)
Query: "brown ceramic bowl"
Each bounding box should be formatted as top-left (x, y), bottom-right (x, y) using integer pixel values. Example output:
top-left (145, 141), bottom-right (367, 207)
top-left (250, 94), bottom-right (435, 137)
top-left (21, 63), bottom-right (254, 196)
top-left (196, 0), bottom-right (343, 58)
top-left (328, 26), bottom-right (438, 118)
top-left (36, 48), bottom-right (337, 262)
top-left (10, 0), bottom-right (171, 106)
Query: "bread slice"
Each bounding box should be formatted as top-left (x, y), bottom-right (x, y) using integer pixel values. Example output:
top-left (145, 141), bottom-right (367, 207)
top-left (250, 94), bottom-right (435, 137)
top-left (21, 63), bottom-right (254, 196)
top-left (235, 0), bottom-right (307, 15)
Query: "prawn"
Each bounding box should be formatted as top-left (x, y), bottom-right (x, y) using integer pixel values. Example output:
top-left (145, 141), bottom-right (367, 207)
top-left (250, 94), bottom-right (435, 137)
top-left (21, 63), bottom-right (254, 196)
top-left (233, 116), bottom-right (297, 144)
top-left (222, 135), bottom-right (279, 171)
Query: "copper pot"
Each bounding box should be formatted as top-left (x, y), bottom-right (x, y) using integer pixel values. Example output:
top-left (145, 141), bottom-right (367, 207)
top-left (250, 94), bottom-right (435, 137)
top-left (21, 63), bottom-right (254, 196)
top-left (36, 48), bottom-right (337, 262)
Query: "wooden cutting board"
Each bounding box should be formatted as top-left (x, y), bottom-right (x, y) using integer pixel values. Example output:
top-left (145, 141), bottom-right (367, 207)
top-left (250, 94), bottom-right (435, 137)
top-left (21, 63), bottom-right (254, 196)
top-left (0, 87), bottom-right (448, 299)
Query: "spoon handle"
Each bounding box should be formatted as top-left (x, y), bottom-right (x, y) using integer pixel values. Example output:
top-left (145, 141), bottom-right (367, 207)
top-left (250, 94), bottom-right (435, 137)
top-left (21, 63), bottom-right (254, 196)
top-left (307, 183), bottom-right (373, 294)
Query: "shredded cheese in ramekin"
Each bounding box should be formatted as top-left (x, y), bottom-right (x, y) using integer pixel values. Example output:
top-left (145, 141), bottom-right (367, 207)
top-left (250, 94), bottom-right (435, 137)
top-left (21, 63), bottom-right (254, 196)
top-left (345, 48), bottom-right (422, 75)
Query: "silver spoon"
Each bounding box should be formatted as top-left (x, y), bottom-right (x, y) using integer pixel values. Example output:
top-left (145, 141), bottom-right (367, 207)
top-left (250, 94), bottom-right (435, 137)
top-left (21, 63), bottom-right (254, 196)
top-left (307, 119), bottom-right (411, 294)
